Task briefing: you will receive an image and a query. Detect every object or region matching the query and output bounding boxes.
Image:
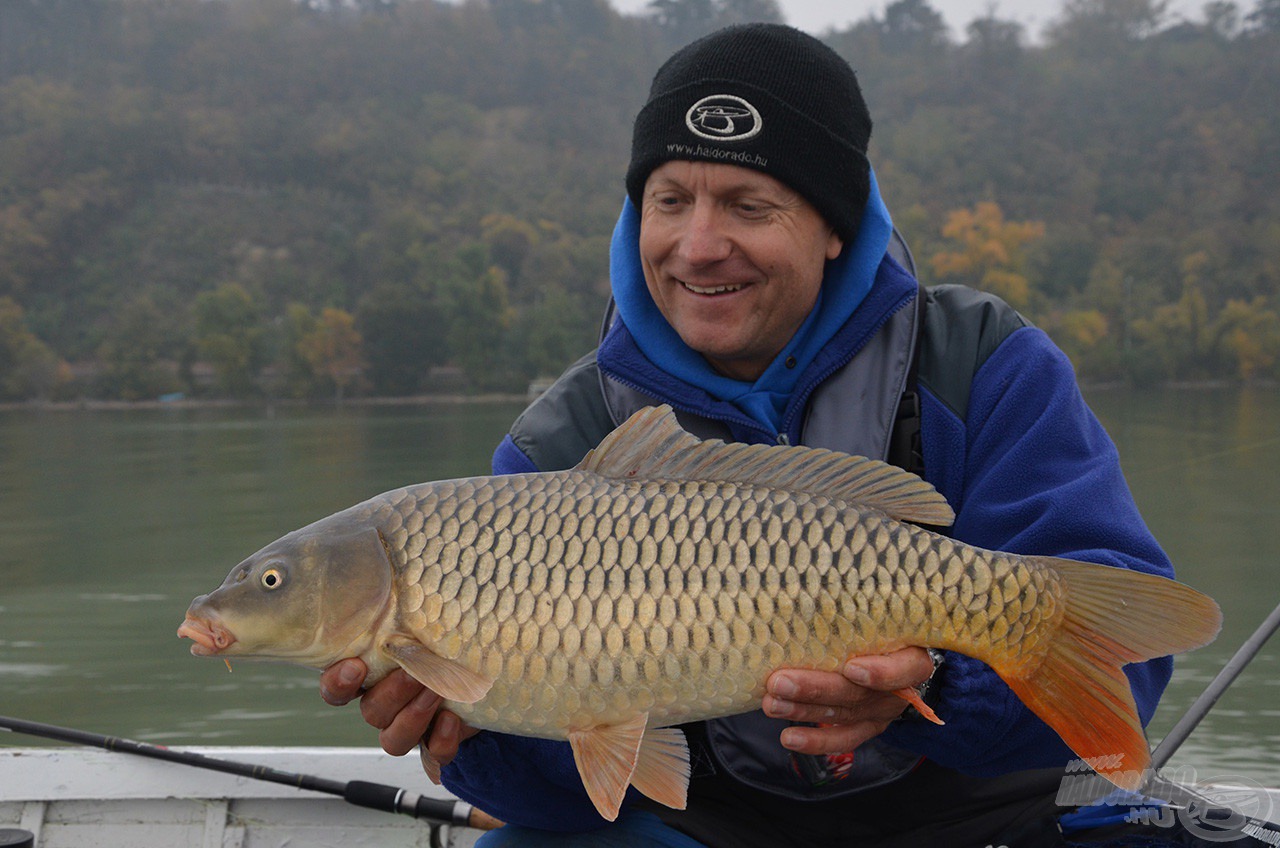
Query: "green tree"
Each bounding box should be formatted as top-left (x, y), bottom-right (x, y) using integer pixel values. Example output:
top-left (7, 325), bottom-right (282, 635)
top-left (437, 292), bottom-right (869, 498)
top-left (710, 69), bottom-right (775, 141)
top-left (880, 0), bottom-right (949, 50)
top-left (0, 297), bottom-right (62, 400)
top-left (648, 0), bottom-right (716, 32)
top-left (1131, 253), bottom-right (1217, 380)
top-left (355, 282), bottom-right (449, 397)
top-left (716, 0), bottom-right (784, 25)
top-left (295, 307), bottom-right (366, 401)
top-left (1245, 0), bottom-right (1280, 32)
top-left (1203, 1), bottom-right (1243, 38)
top-left (1208, 296), bottom-right (1280, 379)
top-left (1048, 0), bottom-right (1171, 46)
top-left (277, 302), bottom-right (319, 399)
top-left (193, 283), bottom-right (266, 397)
top-left (96, 295), bottom-right (183, 400)
top-left (442, 245), bottom-right (517, 391)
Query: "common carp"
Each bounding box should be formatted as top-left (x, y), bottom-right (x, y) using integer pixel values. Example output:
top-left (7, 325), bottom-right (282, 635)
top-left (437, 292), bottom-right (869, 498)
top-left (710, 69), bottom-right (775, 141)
top-left (179, 405), bottom-right (1221, 821)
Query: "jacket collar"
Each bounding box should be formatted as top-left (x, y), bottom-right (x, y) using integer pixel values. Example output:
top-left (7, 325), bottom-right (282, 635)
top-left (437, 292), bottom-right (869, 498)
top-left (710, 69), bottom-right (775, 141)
top-left (598, 253), bottom-right (918, 444)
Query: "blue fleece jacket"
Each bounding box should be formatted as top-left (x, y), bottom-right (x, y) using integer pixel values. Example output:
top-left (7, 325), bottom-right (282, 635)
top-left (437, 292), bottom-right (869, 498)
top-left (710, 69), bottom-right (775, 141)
top-left (441, 221), bottom-right (1174, 834)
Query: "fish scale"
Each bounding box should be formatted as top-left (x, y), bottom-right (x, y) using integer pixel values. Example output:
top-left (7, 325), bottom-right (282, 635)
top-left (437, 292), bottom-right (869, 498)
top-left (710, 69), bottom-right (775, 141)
top-left (180, 404), bottom-right (1221, 822)
top-left (373, 471), bottom-right (1054, 738)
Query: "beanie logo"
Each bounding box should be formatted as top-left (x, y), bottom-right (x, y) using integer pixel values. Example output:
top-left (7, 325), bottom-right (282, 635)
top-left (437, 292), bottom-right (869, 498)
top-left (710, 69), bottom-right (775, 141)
top-left (685, 95), bottom-right (762, 142)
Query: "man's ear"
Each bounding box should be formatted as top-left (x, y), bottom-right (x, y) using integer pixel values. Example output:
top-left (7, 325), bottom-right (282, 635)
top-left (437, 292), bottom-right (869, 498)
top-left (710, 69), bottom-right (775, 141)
top-left (826, 229), bottom-right (844, 261)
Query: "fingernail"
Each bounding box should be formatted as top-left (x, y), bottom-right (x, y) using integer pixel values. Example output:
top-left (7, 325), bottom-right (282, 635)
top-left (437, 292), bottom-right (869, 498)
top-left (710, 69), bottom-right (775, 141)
top-left (337, 662), bottom-right (362, 688)
top-left (764, 696), bottom-right (794, 718)
top-left (412, 688), bottom-right (439, 710)
top-left (844, 662), bottom-right (870, 686)
top-left (771, 674), bottom-right (798, 698)
top-left (780, 728), bottom-right (802, 750)
top-left (436, 711), bottom-right (458, 739)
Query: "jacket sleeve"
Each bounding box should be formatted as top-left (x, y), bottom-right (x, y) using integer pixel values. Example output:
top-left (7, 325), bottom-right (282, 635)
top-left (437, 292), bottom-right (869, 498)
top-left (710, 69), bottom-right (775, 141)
top-left (882, 325), bottom-right (1175, 774)
top-left (438, 433), bottom-right (612, 829)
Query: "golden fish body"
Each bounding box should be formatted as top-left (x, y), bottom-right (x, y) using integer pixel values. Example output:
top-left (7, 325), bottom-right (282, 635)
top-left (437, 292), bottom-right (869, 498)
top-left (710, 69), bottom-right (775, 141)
top-left (374, 471), bottom-right (1055, 738)
top-left (179, 405), bottom-right (1220, 821)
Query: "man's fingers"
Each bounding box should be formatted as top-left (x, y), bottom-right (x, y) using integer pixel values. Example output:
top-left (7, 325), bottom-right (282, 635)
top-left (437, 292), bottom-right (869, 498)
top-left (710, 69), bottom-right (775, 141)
top-left (359, 669), bottom-right (428, 729)
top-left (377, 684), bottom-right (444, 756)
top-left (763, 648), bottom-right (938, 751)
top-left (779, 720), bottom-right (887, 756)
top-left (762, 671), bottom-right (875, 717)
top-left (321, 662), bottom-right (462, 761)
top-left (842, 647), bottom-right (934, 692)
top-left (763, 689), bottom-right (906, 726)
top-left (766, 647), bottom-right (933, 711)
top-left (320, 658), bottom-right (368, 706)
top-left (425, 709), bottom-right (481, 769)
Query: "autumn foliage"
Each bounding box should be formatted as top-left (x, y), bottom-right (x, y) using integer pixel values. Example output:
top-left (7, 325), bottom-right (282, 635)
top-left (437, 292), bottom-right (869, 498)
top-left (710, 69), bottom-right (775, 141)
top-left (0, 0), bottom-right (1277, 400)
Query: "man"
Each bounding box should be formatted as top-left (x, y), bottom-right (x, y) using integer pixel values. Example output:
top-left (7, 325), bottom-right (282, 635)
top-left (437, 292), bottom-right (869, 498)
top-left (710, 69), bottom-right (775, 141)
top-left (322, 23), bottom-right (1175, 846)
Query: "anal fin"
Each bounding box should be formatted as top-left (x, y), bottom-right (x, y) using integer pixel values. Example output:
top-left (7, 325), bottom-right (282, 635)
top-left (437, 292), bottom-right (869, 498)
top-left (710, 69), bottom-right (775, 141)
top-left (631, 726), bottom-right (690, 810)
top-left (383, 636), bottom-right (493, 704)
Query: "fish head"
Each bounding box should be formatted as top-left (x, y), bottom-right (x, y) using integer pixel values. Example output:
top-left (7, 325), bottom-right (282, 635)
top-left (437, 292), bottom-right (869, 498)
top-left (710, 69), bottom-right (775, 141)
top-left (178, 511), bottom-right (394, 669)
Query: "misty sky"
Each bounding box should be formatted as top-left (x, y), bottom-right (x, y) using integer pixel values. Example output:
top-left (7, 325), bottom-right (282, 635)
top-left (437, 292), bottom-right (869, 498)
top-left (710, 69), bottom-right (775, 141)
top-left (608, 0), bottom-right (1211, 40)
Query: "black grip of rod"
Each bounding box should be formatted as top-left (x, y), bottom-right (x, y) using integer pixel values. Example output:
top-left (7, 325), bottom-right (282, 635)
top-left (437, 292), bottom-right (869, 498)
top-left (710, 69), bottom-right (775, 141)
top-left (343, 780), bottom-right (462, 824)
top-left (343, 780), bottom-right (402, 814)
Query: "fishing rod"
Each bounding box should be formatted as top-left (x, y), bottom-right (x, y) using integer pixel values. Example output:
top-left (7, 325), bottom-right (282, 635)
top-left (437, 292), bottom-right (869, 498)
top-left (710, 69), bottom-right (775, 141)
top-left (0, 715), bottom-right (502, 833)
top-left (1059, 600), bottom-right (1280, 843)
top-left (1126, 598), bottom-right (1280, 842)
top-left (1150, 597), bottom-right (1280, 771)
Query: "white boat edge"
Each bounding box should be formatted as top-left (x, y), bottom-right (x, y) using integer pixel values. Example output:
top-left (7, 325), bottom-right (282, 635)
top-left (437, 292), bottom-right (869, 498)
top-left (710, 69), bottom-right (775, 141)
top-left (0, 745), bottom-right (485, 847)
top-left (5, 745), bottom-right (1280, 846)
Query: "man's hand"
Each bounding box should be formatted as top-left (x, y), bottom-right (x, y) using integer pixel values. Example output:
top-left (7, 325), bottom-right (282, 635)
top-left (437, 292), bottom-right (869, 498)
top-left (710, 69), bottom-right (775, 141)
top-left (320, 659), bottom-right (478, 774)
top-left (762, 647), bottom-right (935, 755)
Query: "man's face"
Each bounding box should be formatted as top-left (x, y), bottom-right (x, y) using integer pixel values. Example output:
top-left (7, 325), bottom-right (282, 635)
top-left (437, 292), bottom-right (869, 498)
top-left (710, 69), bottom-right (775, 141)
top-left (638, 161), bottom-right (843, 382)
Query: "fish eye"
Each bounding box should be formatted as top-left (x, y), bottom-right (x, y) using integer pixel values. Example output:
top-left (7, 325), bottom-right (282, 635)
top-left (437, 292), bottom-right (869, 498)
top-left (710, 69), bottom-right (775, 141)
top-left (260, 568), bottom-right (285, 590)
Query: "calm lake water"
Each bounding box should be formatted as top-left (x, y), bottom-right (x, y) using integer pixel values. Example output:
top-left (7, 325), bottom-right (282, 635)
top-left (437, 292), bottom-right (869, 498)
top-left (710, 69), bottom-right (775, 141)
top-left (1, 389), bottom-right (1277, 787)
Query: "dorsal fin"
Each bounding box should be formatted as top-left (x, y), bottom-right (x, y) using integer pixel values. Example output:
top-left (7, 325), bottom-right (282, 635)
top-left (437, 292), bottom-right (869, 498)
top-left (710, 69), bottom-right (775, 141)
top-left (575, 405), bottom-right (954, 527)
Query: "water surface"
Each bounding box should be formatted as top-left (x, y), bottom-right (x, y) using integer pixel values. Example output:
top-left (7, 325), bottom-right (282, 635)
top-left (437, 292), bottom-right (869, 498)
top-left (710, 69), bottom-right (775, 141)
top-left (0, 390), bottom-right (1276, 786)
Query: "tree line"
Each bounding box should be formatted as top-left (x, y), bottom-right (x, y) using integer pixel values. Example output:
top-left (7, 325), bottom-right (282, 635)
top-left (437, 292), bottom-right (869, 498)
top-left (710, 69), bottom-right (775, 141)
top-left (0, 0), bottom-right (1277, 401)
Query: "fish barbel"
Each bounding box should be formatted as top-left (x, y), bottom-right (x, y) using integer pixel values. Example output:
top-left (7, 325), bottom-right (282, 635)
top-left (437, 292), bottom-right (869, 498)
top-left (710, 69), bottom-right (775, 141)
top-left (179, 405), bottom-right (1221, 821)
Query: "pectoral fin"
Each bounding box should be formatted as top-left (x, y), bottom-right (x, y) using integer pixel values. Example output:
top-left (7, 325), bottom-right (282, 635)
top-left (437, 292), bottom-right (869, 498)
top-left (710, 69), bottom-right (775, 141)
top-left (567, 714), bottom-right (649, 822)
top-left (383, 636), bottom-right (492, 704)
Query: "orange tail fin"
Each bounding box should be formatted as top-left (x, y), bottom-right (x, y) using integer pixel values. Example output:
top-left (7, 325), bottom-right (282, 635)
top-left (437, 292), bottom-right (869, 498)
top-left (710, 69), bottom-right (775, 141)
top-left (997, 559), bottom-right (1221, 790)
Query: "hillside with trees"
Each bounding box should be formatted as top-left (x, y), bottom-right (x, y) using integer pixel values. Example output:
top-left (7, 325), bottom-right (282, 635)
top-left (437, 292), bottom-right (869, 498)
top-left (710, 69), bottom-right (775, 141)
top-left (0, 0), bottom-right (1277, 400)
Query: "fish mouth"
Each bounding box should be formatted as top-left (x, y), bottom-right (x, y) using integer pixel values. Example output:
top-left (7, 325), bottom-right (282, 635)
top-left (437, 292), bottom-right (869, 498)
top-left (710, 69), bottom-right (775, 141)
top-left (177, 616), bottom-right (236, 656)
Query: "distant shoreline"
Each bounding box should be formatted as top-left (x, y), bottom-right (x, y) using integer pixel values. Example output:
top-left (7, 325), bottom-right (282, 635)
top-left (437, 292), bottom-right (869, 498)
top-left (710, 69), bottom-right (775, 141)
top-left (1, 380), bottom-right (1273, 414)
top-left (0, 393), bottom-right (530, 413)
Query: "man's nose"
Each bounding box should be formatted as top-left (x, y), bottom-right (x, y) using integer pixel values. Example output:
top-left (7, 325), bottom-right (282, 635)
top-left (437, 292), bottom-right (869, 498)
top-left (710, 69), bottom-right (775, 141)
top-left (676, 205), bottom-right (733, 265)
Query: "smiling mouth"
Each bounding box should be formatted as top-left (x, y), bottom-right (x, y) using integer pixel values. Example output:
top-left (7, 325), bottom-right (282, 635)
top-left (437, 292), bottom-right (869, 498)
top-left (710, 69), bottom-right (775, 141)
top-left (682, 281), bottom-right (744, 295)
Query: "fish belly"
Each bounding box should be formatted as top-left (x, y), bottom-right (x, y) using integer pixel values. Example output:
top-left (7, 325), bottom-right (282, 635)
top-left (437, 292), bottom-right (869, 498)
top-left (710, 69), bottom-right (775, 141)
top-left (376, 471), bottom-right (1062, 738)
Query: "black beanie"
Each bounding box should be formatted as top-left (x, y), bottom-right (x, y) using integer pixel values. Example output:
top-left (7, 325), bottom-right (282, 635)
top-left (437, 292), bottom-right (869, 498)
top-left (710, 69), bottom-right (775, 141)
top-left (625, 23), bottom-right (873, 241)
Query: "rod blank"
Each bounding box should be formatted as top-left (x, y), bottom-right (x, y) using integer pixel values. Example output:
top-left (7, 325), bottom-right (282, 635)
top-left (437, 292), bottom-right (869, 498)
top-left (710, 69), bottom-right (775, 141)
top-left (0, 715), bottom-right (500, 830)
